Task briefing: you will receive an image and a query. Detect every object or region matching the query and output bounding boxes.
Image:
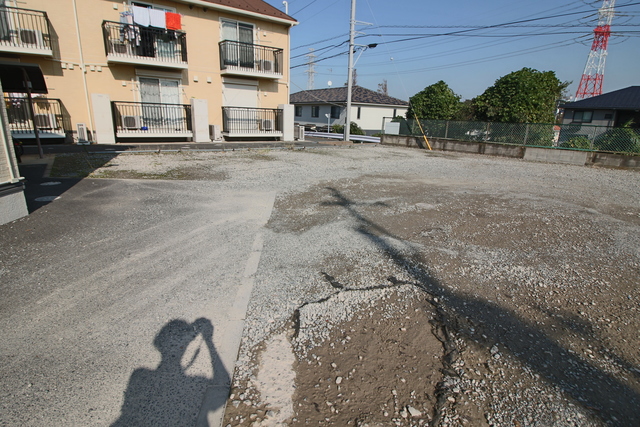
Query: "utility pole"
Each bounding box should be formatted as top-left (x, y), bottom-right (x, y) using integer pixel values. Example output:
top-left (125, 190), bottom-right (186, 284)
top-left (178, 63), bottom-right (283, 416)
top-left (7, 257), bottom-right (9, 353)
top-left (344, 0), bottom-right (356, 142)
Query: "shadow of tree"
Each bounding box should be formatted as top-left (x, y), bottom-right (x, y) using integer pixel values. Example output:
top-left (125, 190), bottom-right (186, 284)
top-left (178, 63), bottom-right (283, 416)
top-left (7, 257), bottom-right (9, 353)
top-left (325, 186), bottom-right (639, 426)
top-left (111, 318), bottom-right (229, 427)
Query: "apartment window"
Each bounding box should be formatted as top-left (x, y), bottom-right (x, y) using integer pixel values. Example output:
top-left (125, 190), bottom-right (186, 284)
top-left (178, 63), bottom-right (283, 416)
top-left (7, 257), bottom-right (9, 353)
top-left (330, 106), bottom-right (340, 119)
top-left (131, 1), bottom-right (176, 12)
top-left (393, 109), bottom-right (397, 117)
top-left (357, 107), bottom-right (361, 120)
top-left (311, 106), bottom-right (319, 118)
top-left (139, 77), bottom-right (180, 104)
top-left (572, 110), bottom-right (593, 123)
top-left (295, 106), bottom-right (303, 117)
top-left (221, 19), bottom-right (254, 43)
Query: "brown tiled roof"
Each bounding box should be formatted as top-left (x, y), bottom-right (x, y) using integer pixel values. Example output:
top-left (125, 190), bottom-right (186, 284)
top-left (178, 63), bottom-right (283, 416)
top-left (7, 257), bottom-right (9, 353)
top-left (290, 86), bottom-right (409, 106)
top-left (199, 0), bottom-right (297, 22)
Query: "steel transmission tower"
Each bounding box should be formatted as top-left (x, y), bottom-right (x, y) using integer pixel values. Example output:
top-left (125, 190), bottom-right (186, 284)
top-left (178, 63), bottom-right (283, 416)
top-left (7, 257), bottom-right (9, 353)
top-left (575, 0), bottom-right (615, 100)
top-left (305, 49), bottom-right (317, 90)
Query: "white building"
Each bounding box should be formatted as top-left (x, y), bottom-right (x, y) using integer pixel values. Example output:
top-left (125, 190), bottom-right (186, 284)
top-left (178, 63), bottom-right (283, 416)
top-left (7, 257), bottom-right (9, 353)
top-left (291, 86), bottom-right (408, 135)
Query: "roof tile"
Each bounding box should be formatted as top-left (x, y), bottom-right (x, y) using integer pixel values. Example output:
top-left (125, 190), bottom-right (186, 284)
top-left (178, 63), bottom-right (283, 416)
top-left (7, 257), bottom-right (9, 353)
top-left (291, 86), bottom-right (409, 106)
top-left (562, 86), bottom-right (640, 110)
top-left (199, 0), bottom-right (296, 22)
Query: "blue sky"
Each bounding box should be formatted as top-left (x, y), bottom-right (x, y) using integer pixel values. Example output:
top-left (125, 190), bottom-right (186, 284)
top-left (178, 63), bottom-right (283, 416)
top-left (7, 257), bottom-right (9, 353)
top-left (265, 0), bottom-right (640, 101)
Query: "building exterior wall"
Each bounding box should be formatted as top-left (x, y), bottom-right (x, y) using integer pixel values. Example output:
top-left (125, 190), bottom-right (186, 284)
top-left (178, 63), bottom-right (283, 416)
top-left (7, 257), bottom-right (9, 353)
top-left (0, 0), bottom-right (293, 141)
top-left (562, 108), bottom-right (615, 128)
top-left (294, 103), bottom-right (407, 134)
top-left (0, 78), bottom-right (27, 225)
top-left (347, 104), bottom-right (407, 133)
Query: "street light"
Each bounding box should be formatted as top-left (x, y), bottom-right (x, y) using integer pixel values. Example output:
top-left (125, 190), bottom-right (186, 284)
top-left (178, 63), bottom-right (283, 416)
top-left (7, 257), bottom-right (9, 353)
top-left (325, 113), bottom-right (331, 133)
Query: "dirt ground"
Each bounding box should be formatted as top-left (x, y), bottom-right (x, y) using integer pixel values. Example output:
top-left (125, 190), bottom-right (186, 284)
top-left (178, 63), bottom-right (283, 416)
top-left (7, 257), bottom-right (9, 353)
top-left (224, 170), bottom-right (639, 426)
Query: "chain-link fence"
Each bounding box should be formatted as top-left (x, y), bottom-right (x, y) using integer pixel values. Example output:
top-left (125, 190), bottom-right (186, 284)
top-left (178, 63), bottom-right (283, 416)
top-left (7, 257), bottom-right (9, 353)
top-left (384, 118), bottom-right (640, 155)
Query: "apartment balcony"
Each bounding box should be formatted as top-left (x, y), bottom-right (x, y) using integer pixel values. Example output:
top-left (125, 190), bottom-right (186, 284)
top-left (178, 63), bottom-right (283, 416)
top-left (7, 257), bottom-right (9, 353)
top-left (0, 7), bottom-right (52, 56)
top-left (5, 97), bottom-right (68, 139)
top-left (112, 101), bottom-right (192, 139)
top-left (219, 41), bottom-right (283, 79)
top-left (222, 107), bottom-right (282, 138)
top-left (102, 21), bottom-right (187, 69)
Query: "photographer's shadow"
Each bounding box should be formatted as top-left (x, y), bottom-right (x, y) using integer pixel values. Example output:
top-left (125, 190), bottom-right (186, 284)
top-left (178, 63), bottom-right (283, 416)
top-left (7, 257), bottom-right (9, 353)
top-left (112, 318), bottom-right (229, 427)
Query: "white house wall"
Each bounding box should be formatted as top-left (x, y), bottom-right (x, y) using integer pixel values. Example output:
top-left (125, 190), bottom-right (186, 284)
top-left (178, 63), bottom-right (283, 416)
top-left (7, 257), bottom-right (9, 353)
top-left (294, 104), bottom-right (407, 134)
top-left (348, 105), bottom-right (407, 134)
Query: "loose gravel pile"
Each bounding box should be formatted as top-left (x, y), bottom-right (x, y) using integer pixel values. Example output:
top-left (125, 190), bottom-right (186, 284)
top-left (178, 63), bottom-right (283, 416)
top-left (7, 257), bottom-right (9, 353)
top-left (80, 145), bottom-right (639, 426)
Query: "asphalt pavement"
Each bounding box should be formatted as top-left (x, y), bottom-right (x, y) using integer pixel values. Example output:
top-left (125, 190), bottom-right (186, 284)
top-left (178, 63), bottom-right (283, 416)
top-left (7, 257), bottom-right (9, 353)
top-left (0, 173), bottom-right (274, 426)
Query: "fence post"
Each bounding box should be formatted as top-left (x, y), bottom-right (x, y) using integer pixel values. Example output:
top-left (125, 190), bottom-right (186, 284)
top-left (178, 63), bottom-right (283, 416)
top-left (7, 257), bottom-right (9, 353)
top-left (445, 121), bottom-right (449, 139)
top-left (523, 124), bottom-right (529, 145)
top-left (590, 126), bottom-right (597, 150)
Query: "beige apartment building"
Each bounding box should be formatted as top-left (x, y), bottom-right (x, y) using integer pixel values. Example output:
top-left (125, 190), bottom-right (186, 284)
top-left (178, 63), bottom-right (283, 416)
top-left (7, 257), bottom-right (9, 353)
top-left (0, 0), bottom-right (297, 143)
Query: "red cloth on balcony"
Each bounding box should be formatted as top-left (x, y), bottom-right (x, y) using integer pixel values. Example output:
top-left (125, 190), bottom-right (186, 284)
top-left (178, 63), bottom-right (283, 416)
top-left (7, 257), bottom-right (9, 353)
top-left (166, 12), bottom-right (181, 30)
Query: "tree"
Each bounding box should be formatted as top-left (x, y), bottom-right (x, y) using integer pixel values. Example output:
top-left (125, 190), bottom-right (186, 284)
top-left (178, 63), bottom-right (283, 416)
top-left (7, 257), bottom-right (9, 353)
top-left (473, 68), bottom-right (569, 123)
top-left (377, 79), bottom-right (388, 95)
top-left (452, 99), bottom-right (477, 121)
top-left (406, 81), bottom-right (461, 120)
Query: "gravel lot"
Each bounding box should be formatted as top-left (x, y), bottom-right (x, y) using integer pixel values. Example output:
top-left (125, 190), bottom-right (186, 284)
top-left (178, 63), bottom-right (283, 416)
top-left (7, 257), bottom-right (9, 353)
top-left (14, 145), bottom-right (640, 426)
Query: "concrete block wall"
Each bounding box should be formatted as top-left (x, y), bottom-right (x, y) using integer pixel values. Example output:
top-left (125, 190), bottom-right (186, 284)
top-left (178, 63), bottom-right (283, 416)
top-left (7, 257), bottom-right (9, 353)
top-left (381, 134), bottom-right (640, 170)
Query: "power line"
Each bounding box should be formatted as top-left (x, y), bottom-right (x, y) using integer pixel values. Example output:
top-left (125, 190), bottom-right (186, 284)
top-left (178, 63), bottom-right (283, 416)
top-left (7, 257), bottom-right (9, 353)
top-left (290, 0), bottom-right (318, 16)
top-left (292, 33), bottom-right (349, 51)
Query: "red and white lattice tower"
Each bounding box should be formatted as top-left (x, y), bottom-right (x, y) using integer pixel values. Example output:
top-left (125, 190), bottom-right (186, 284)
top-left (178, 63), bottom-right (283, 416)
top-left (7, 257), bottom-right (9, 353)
top-left (575, 0), bottom-right (616, 100)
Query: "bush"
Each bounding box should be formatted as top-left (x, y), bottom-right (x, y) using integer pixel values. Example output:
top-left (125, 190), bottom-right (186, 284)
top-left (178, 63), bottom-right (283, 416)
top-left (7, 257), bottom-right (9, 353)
top-left (332, 121), bottom-right (365, 135)
top-left (560, 136), bottom-right (592, 150)
top-left (594, 127), bottom-right (640, 153)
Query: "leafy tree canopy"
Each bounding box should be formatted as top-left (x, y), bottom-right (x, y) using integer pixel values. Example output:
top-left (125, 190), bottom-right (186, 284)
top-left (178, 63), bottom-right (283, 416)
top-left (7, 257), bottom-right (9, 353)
top-left (407, 81), bottom-right (461, 120)
top-left (473, 67), bottom-right (569, 124)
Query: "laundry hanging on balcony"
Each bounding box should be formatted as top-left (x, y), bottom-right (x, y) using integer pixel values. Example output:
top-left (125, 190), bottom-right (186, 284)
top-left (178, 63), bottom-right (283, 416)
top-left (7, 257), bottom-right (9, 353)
top-left (149, 9), bottom-right (165, 29)
top-left (119, 11), bottom-right (140, 46)
top-left (165, 12), bottom-right (181, 30)
top-left (132, 6), bottom-right (150, 27)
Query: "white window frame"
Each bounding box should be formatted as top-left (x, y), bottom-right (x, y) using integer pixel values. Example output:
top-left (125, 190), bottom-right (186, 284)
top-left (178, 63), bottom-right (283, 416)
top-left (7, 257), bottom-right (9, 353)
top-left (220, 18), bottom-right (255, 43)
top-left (138, 77), bottom-right (181, 105)
top-left (134, 69), bottom-right (183, 104)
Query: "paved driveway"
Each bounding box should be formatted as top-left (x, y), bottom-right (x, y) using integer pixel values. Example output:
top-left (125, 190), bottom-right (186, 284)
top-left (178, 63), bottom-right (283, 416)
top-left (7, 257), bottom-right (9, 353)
top-left (0, 178), bottom-right (274, 426)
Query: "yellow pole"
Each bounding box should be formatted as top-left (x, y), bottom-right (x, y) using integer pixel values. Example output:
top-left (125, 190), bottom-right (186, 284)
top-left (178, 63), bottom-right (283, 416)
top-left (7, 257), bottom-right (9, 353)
top-left (412, 113), bottom-right (432, 151)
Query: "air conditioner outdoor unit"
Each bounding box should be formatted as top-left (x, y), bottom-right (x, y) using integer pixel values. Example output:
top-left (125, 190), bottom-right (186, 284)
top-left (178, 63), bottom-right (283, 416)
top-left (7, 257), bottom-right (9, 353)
top-left (122, 115), bottom-right (142, 130)
top-left (111, 42), bottom-right (129, 55)
top-left (261, 119), bottom-right (274, 131)
top-left (296, 125), bottom-right (305, 141)
top-left (33, 113), bottom-right (57, 130)
top-left (259, 60), bottom-right (273, 72)
top-left (76, 123), bottom-right (89, 144)
top-left (209, 124), bottom-right (222, 141)
top-left (20, 29), bottom-right (45, 47)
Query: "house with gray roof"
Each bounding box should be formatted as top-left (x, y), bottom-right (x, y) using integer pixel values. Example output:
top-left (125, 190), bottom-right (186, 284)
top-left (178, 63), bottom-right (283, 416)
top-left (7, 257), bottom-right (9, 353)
top-left (561, 86), bottom-right (640, 128)
top-left (290, 86), bottom-right (408, 135)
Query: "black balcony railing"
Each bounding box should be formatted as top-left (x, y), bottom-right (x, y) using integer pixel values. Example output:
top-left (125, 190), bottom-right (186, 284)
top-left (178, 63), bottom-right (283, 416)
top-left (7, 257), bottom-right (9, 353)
top-left (102, 21), bottom-right (187, 64)
top-left (0, 6), bottom-right (51, 52)
top-left (5, 97), bottom-right (68, 134)
top-left (112, 101), bottom-right (192, 134)
top-left (222, 107), bottom-right (282, 135)
top-left (219, 41), bottom-right (282, 75)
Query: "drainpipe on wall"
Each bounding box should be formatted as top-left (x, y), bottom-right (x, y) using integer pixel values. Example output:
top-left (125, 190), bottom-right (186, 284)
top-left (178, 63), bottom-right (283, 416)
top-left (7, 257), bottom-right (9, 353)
top-left (71, 0), bottom-right (95, 141)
